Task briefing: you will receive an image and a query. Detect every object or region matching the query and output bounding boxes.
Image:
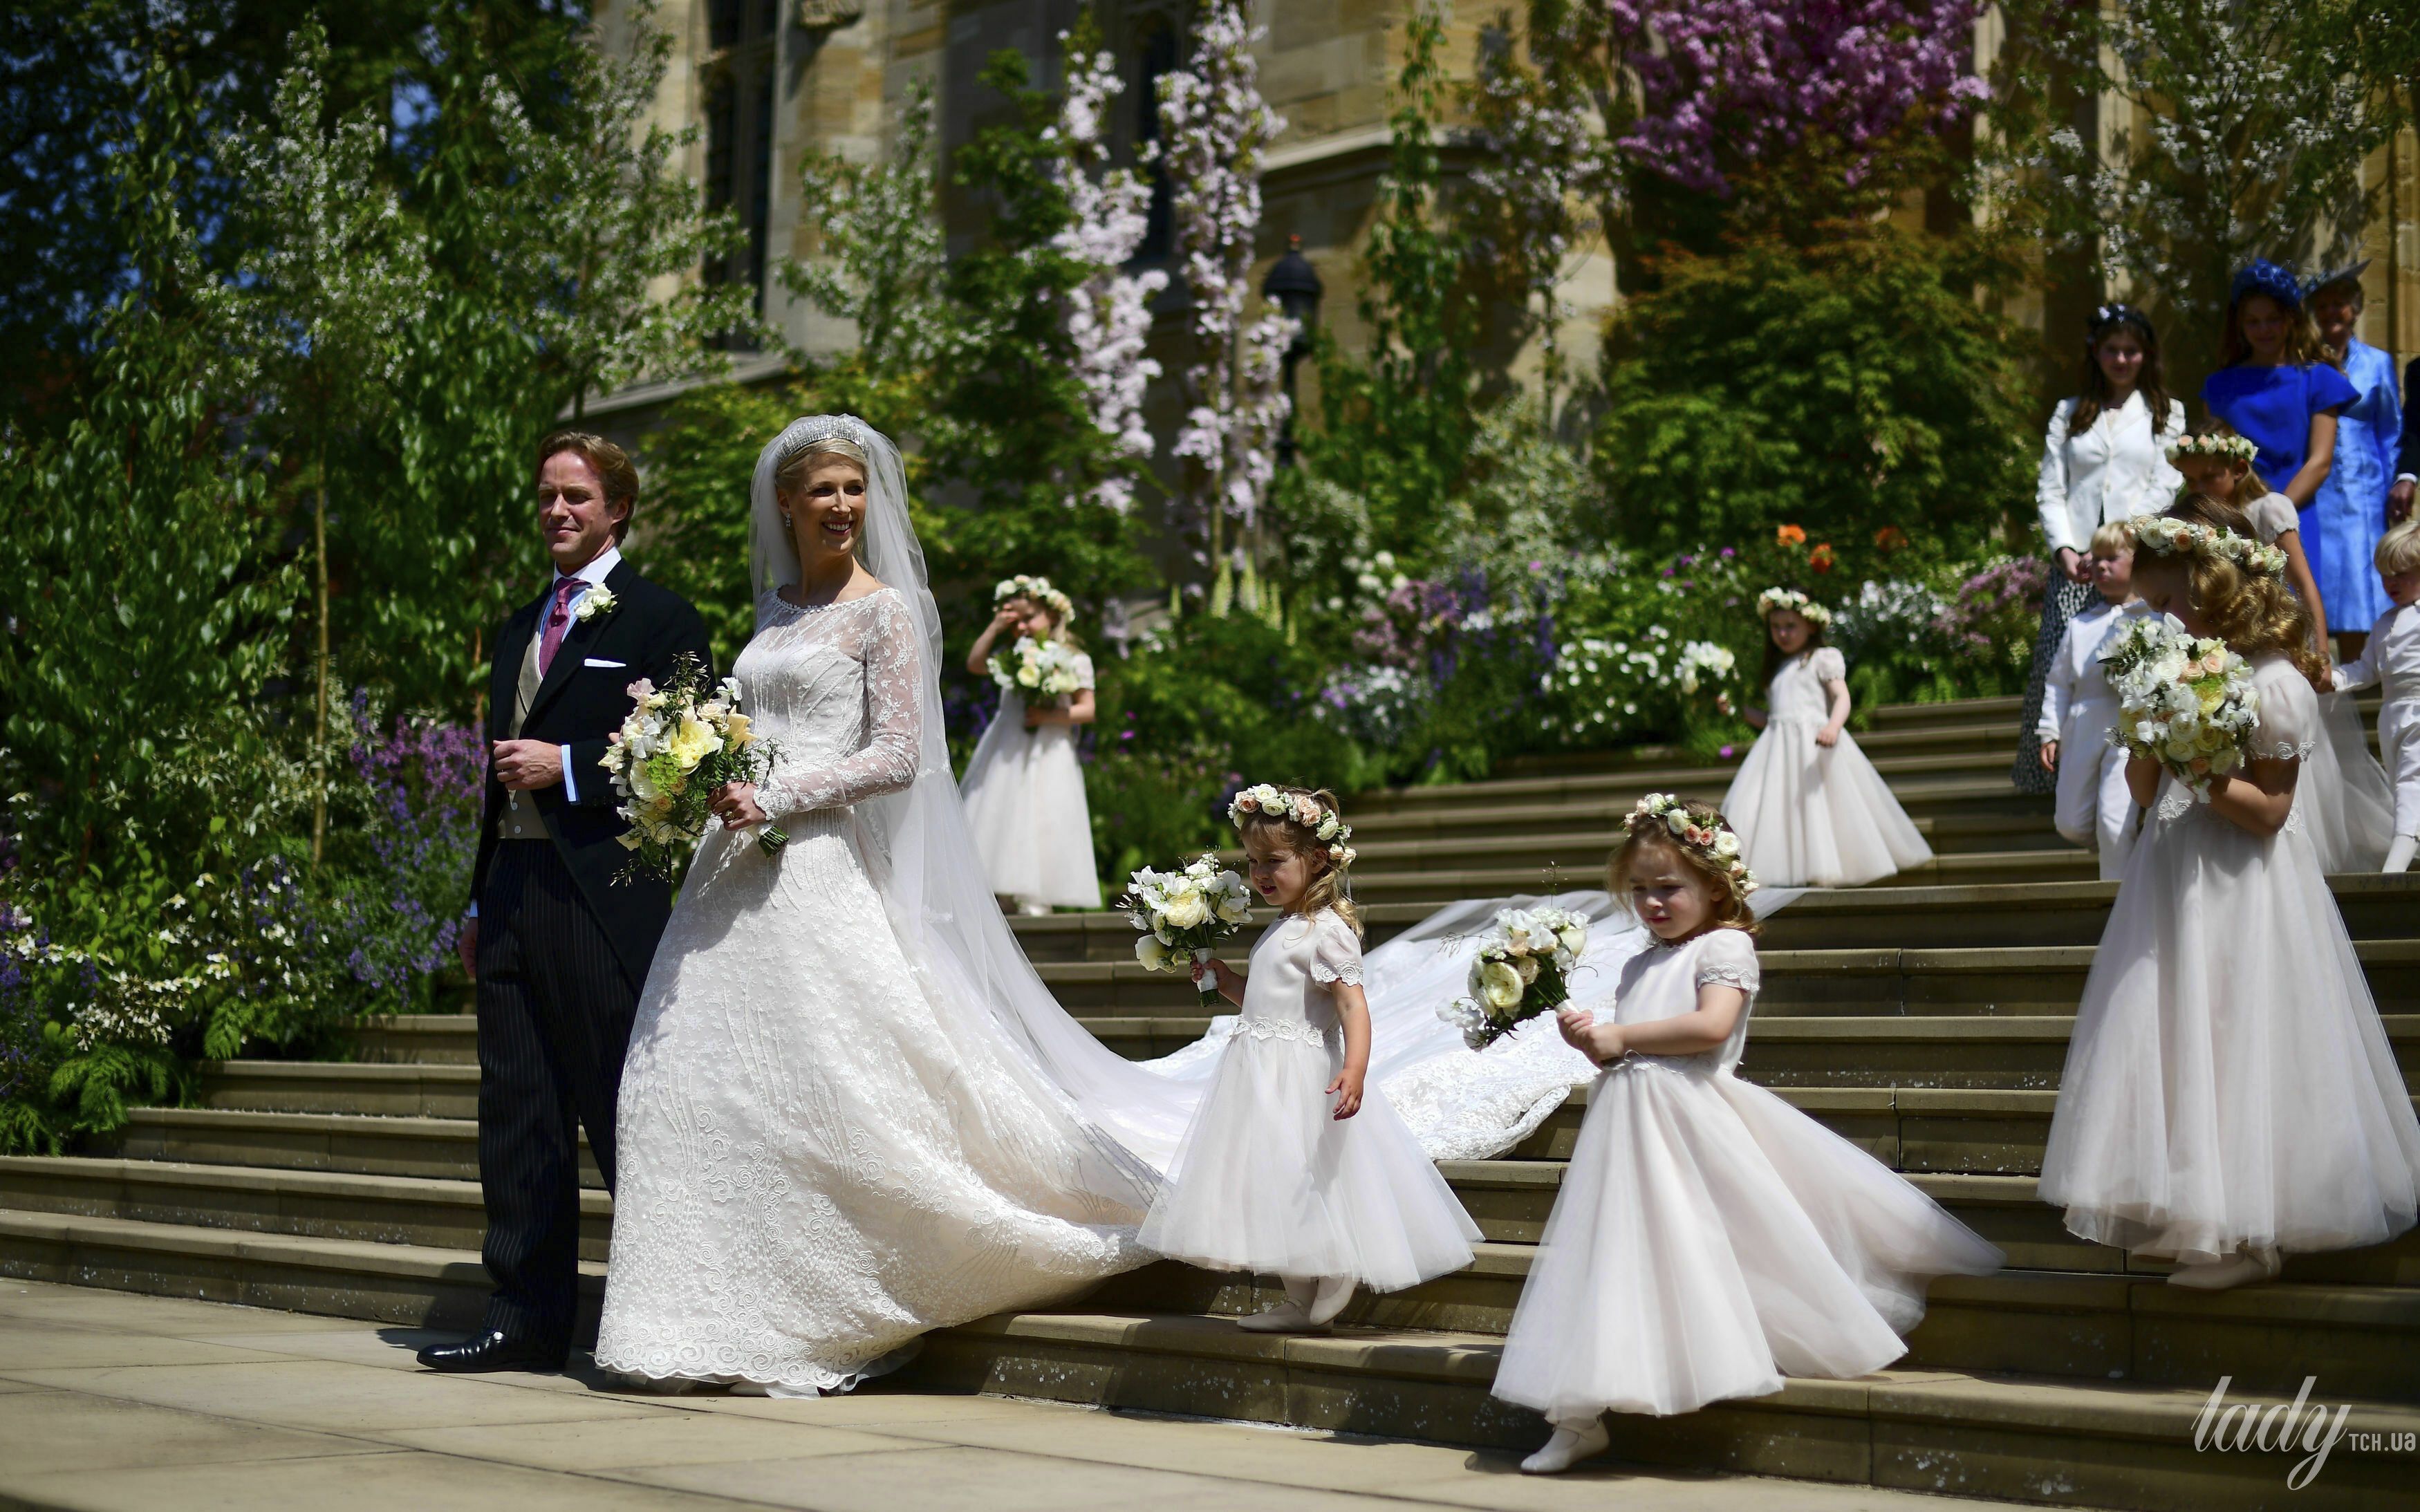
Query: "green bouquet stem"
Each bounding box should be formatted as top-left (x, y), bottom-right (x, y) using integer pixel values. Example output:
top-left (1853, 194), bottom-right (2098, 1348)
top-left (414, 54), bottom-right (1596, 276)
top-left (756, 825), bottom-right (788, 857)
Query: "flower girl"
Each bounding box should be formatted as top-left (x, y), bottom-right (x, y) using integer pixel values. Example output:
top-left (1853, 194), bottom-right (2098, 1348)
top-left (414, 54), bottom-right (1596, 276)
top-left (2331, 519), bottom-right (2420, 872)
top-left (2163, 494), bottom-right (2394, 872)
top-left (2036, 523), bottom-right (2152, 879)
top-left (1137, 785), bottom-right (1480, 1332)
top-left (2167, 427), bottom-right (2325, 650)
top-left (1721, 589), bottom-right (1933, 886)
top-left (1494, 796), bottom-right (2002, 1474)
top-left (960, 575), bottom-right (1101, 913)
top-left (2038, 514), bottom-right (2420, 1290)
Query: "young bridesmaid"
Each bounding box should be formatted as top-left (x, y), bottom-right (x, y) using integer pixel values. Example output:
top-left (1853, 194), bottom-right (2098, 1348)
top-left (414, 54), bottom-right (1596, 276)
top-left (2167, 426), bottom-right (2325, 653)
top-left (1494, 796), bottom-right (2002, 1474)
top-left (2038, 514), bottom-right (2420, 1289)
top-left (1137, 785), bottom-right (1479, 1332)
top-left (2036, 523), bottom-right (2152, 879)
top-left (959, 575), bottom-right (1102, 913)
top-left (1720, 589), bottom-right (1933, 887)
top-left (2163, 493), bottom-right (2394, 872)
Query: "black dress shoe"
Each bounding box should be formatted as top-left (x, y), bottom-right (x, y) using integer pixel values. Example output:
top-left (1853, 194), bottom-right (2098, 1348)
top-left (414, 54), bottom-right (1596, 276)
top-left (416, 1329), bottom-right (569, 1374)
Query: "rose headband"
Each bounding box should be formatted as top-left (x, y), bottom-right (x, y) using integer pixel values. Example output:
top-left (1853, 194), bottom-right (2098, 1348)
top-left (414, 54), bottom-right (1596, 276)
top-left (1755, 587), bottom-right (1832, 626)
top-left (1625, 792), bottom-right (1758, 897)
top-left (994, 574), bottom-right (1075, 622)
top-left (2164, 433), bottom-right (2260, 466)
top-left (2129, 515), bottom-right (2288, 579)
top-left (1229, 783), bottom-right (1357, 867)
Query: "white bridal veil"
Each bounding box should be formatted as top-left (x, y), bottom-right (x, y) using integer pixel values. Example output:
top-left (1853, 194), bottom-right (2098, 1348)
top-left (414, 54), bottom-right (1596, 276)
top-left (747, 417), bottom-right (1805, 1174)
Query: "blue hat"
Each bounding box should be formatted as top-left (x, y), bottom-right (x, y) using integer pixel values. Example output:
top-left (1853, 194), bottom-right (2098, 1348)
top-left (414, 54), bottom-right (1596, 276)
top-left (2303, 260), bottom-right (2370, 298)
top-left (2229, 260), bottom-right (2302, 310)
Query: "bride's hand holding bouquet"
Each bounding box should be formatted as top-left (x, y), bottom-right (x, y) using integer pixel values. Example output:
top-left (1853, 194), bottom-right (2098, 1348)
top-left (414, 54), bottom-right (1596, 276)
top-left (599, 653), bottom-right (786, 881)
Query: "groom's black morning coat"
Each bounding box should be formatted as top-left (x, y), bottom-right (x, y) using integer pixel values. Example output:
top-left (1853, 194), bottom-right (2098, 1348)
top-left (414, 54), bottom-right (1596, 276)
top-left (471, 559), bottom-right (715, 989)
top-left (469, 556), bottom-right (711, 1349)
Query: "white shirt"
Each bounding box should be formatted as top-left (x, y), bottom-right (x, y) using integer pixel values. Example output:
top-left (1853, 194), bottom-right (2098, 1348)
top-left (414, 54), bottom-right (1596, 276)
top-left (2038, 597), bottom-right (2150, 741)
top-left (546, 545), bottom-right (621, 803)
top-left (2334, 601), bottom-right (2419, 706)
top-left (2037, 392), bottom-right (2188, 556)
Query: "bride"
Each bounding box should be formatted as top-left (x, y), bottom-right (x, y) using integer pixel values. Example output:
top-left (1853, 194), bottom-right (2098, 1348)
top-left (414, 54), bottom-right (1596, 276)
top-left (593, 418), bottom-right (1171, 1394)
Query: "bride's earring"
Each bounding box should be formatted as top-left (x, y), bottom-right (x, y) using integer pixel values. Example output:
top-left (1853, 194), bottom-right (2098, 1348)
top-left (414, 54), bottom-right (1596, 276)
top-left (780, 511), bottom-right (793, 530)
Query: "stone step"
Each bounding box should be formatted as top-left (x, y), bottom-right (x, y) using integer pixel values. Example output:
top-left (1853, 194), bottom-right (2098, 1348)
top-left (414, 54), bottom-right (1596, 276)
top-left (100, 1106), bottom-right (602, 1186)
top-left (1342, 808), bottom-right (2063, 863)
top-left (1341, 847), bottom-right (2101, 906)
top-left (3, 1202), bottom-right (2410, 1512)
top-left (1009, 874), bottom-right (2420, 960)
top-left (11, 1157), bottom-right (2417, 1406)
top-left (1345, 776), bottom-right (2056, 846)
top-left (1350, 750), bottom-right (2032, 816)
top-left (909, 1310), bottom-right (2419, 1512)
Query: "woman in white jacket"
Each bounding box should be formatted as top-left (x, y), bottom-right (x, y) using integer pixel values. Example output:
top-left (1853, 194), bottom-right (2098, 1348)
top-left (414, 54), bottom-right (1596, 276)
top-left (2014, 304), bottom-right (2187, 793)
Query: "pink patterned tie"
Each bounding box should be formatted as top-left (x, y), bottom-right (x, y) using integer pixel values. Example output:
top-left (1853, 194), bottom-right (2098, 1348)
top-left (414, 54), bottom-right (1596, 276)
top-left (537, 577), bottom-right (582, 677)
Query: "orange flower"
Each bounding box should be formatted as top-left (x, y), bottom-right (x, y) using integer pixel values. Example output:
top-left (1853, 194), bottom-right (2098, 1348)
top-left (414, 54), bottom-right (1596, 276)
top-left (1776, 523), bottom-right (1807, 545)
top-left (1873, 525), bottom-right (1908, 552)
top-left (1809, 543), bottom-right (1836, 572)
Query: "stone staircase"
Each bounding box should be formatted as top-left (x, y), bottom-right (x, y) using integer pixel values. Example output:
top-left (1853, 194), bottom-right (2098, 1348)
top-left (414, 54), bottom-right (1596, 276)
top-left (6, 693), bottom-right (2417, 1510)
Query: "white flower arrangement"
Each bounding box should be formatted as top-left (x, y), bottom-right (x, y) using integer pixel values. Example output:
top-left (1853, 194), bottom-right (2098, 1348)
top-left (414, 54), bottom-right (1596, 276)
top-left (1754, 587), bottom-right (1833, 626)
top-left (1675, 640), bottom-right (1736, 695)
top-left (1625, 792), bottom-right (1758, 897)
top-left (573, 586), bottom-right (618, 622)
top-left (1227, 783), bottom-right (1356, 867)
top-left (993, 574), bottom-right (1076, 623)
top-left (1438, 904), bottom-right (1591, 1050)
top-left (599, 655), bottom-right (783, 879)
top-left (2098, 615), bottom-right (2262, 802)
top-left (2128, 515), bottom-right (2288, 580)
top-left (987, 635), bottom-right (1085, 701)
top-left (2163, 431), bottom-right (2260, 466)
top-left (1117, 852), bottom-right (1256, 1005)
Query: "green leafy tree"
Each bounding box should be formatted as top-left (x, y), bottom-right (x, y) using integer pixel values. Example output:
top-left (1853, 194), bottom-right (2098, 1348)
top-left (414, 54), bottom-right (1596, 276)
top-left (1593, 227), bottom-right (2034, 557)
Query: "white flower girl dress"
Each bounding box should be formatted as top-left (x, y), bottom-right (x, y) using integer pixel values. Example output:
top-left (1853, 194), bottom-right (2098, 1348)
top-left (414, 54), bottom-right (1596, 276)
top-left (1491, 928), bottom-right (2003, 1421)
top-left (1721, 647), bottom-right (1932, 887)
top-left (1137, 908), bottom-right (1480, 1292)
top-left (2039, 653), bottom-right (2420, 1266)
top-left (958, 648), bottom-right (1101, 911)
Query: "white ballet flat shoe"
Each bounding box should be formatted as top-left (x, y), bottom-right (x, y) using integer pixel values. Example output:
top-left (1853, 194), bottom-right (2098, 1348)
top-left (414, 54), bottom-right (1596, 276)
top-left (1305, 1275), bottom-right (1356, 1327)
top-left (1236, 1299), bottom-right (1321, 1333)
top-left (2166, 1251), bottom-right (2282, 1291)
top-left (1520, 1418), bottom-right (1610, 1475)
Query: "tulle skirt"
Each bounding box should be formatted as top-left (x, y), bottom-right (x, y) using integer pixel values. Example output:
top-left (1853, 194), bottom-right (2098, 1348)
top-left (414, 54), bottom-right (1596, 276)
top-left (2301, 691), bottom-right (2395, 871)
top-left (1137, 1032), bottom-right (1480, 1290)
top-left (2039, 803), bottom-right (2420, 1263)
top-left (1491, 1061), bottom-right (2002, 1419)
top-left (1722, 719), bottom-right (1933, 888)
top-left (958, 700), bottom-right (1101, 910)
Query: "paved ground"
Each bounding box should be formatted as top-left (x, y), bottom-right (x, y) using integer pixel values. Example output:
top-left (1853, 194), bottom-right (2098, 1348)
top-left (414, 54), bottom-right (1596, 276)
top-left (0, 1280), bottom-right (2029, 1512)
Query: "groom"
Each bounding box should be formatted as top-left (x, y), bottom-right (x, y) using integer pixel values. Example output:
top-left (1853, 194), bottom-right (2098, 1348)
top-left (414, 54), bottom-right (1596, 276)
top-left (418, 431), bottom-right (713, 1373)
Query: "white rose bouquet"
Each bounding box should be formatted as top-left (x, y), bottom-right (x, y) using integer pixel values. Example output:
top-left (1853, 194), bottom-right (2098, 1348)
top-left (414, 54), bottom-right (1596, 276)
top-left (2099, 615), bottom-right (2261, 803)
top-left (987, 635), bottom-right (1086, 701)
top-left (1118, 852), bottom-right (1256, 1006)
top-left (598, 653), bottom-right (785, 882)
top-left (1438, 905), bottom-right (1590, 1050)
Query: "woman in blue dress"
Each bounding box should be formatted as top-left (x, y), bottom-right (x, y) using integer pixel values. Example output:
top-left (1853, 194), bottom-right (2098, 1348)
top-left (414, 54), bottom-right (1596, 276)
top-left (2201, 259), bottom-right (2359, 642)
top-left (2309, 263), bottom-right (2403, 653)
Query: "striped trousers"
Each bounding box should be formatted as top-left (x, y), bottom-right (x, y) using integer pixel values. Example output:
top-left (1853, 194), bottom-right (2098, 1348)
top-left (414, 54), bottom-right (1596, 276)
top-left (475, 840), bottom-right (640, 1347)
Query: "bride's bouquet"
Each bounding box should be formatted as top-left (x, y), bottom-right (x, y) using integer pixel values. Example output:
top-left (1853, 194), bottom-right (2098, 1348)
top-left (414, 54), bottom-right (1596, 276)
top-left (1440, 906), bottom-right (1590, 1050)
top-left (2099, 615), bottom-right (2261, 802)
top-left (1118, 854), bottom-right (1256, 1006)
top-left (599, 653), bottom-right (786, 881)
top-left (987, 636), bottom-right (1086, 701)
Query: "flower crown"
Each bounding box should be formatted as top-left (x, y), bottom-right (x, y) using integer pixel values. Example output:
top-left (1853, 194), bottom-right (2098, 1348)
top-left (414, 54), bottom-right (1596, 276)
top-left (1625, 793), bottom-right (1758, 896)
top-left (2164, 432), bottom-right (2260, 466)
top-left (2129, 515), bottom-right (2287, 579)
top-left (1229, 783), bottom-right (1357, 867)
top-left (1755, 587), bottom-right (1832, 626)
top-left (994, 574), bottom-right (1075, 623)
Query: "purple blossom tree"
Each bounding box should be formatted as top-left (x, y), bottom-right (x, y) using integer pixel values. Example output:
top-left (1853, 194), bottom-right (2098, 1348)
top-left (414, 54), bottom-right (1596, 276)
top-left (1160, 0), bottom-right (1294, 616)
top-left (1052, 38), bottom-right (1168, 516)
top-left (1607, 0), bottom-right (1989, 197)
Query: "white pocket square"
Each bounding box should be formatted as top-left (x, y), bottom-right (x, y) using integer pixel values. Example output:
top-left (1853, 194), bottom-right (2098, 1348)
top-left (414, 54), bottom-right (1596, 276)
top-left (583, 657), bottom-right (627, 669)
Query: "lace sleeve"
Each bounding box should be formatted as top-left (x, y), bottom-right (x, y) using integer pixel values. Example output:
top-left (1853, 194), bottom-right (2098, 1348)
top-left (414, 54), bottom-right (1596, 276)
top-left (1307, 911), bottom-right (1364, 987)
top-left (757, 595), bottom-right (925, 818)
top-left (1809, 646), bottom-right (1847, 686)
top-left (1694, 928), bottom-right (1760, 994)
top-left (1073, 652), bottom-right (1097, 691)
top-left (2247, 660), bottom-right (2316, 765)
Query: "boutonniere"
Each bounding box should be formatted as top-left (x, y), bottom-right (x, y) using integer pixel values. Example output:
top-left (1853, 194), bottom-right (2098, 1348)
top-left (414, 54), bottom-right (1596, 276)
top-left (575, 586), bottom-right (619, 623)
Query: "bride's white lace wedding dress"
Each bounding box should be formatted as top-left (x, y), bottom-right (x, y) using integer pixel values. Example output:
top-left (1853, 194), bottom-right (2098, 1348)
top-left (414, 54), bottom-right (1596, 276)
top-left (590, 586), bottom-right (1155, 1393)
